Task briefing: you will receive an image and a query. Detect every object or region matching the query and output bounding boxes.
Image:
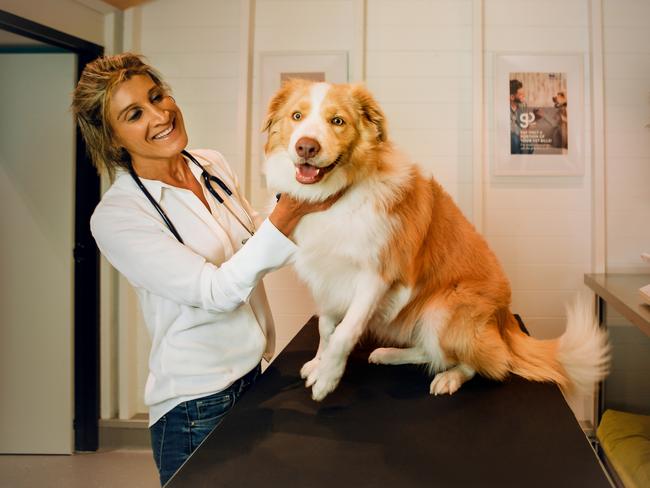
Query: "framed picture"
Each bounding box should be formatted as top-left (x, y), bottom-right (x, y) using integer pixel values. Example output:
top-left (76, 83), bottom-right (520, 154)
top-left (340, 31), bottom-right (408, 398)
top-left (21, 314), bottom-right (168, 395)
top-left (494, 54), bottom-right (584, 176)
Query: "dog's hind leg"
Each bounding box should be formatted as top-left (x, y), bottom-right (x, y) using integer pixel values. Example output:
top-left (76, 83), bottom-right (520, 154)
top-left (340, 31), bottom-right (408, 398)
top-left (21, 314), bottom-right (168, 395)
top-left (300, 315), bottom-right (337, 379)
top-left (429, 364), bottom-right (475, 395)
top-left (368, 347), bottom-right (429, 365)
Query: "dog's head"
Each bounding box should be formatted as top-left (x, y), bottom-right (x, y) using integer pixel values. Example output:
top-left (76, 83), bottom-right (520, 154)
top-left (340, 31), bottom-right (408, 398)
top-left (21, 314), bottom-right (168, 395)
top-left (262, 79), bottom-right (387, 201)
top-left (553, 92), bottom-right (567, 107)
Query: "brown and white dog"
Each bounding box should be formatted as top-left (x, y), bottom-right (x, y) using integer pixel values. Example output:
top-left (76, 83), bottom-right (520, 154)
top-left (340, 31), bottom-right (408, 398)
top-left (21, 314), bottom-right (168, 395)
top-left (263, 79), bottom-right (609, 401)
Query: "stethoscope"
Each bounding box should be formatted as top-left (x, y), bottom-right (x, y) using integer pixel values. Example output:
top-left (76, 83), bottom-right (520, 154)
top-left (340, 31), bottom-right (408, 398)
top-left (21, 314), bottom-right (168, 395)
top-left (128, 149), bottom-right (256, 245)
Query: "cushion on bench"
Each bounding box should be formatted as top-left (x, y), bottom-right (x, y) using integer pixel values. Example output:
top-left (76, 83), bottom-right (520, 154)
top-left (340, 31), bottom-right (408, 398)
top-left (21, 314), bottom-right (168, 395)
top-left (597, 409), bottom-right (650, 488)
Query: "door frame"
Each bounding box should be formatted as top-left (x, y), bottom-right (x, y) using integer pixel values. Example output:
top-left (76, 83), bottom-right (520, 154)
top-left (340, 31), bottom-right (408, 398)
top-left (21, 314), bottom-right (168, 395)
top-left (0, 9), bottom-right (103, 452)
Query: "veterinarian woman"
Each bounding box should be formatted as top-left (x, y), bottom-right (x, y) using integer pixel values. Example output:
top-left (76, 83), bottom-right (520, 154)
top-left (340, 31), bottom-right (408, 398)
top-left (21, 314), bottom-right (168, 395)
top-left (72, 53), bottom-right (339, 486)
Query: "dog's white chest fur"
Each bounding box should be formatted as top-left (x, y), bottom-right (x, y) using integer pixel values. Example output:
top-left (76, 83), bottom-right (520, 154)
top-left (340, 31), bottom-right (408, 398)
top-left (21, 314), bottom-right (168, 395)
top-left (291, 183), bottom-right (392, 318)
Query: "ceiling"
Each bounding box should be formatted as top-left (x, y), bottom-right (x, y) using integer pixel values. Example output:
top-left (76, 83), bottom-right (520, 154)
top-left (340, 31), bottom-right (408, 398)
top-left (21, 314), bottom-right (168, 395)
top-left (100, 0), bottom-right (152, 10)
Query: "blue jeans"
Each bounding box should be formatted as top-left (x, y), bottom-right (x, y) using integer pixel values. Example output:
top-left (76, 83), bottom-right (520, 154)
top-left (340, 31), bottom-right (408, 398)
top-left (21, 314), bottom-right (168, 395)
top-left (149, 364), bottom-right (261, 486)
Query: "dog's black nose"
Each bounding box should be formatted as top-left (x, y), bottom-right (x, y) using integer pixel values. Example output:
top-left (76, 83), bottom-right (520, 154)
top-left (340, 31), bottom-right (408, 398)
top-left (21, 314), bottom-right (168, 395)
top-left (295, 137), bottom-right (321, 159)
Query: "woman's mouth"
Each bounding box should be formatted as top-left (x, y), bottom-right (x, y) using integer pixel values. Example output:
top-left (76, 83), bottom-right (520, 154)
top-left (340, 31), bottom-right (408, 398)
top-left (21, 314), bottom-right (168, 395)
top-left (152, 118), bottom-right (176, 140)
top-left (295, 155), bottom-right (341, 184)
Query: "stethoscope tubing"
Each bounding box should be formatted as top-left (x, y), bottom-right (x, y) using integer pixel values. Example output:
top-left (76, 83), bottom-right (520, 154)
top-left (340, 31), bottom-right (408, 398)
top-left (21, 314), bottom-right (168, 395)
top-left (128, 149), bottom-right (255, 245)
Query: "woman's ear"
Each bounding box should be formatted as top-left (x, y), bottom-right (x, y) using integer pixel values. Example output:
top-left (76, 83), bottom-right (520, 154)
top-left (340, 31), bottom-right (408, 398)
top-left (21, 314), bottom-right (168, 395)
top-left (351, 83), bottom-right (387, 142)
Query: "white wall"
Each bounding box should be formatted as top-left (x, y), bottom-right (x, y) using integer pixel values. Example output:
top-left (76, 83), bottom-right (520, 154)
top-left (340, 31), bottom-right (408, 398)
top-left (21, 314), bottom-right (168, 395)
top-left (112, 0), bottom-right (649, 422)
top-left (366, 0), bottom-right (475, 218)
top-left (603, 0), bottom-right (650, 273)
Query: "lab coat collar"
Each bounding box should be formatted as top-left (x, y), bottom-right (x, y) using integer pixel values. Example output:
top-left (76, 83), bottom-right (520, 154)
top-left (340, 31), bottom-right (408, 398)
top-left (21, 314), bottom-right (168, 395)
top-left (115, 150), bottom-right (210, 203)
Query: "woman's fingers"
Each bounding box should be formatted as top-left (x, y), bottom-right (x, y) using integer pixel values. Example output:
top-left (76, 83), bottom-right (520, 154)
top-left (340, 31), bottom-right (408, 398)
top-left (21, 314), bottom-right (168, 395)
top-left (295, 189), bottom-right (346, 214)
top-left (269, 189), bottom-right (347, 237)
top-left (319, 189), bottom-right (345, 209)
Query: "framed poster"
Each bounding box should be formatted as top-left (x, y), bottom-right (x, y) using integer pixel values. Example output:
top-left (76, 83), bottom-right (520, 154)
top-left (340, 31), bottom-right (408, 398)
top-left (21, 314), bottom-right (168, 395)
top-left (494, 54), bottom-right (584, 176)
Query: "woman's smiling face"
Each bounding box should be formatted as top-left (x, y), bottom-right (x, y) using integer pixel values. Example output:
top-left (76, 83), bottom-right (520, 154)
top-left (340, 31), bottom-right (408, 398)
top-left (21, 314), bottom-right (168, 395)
top-left (109, 74), bottom-right (188, 165)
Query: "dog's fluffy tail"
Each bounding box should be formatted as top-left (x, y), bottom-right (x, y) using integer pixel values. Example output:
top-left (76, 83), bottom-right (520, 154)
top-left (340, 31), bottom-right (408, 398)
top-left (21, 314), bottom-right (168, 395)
top-left (506, 293), bottom-right (610, 393)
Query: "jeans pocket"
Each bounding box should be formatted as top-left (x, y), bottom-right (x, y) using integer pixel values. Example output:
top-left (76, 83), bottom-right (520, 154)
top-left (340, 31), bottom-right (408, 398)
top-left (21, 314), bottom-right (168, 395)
top-left (194, 392), bottom-right (233, 424)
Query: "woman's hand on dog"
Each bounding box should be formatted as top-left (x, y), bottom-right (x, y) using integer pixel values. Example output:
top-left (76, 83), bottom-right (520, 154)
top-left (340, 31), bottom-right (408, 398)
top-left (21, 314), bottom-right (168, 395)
top-left (269, 191), bottom-right (345, 237)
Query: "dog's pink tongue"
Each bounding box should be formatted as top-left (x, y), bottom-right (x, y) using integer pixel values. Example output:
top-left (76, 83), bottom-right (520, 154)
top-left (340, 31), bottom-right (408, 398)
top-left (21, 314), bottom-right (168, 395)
top-left (295, 164), bottom-right (320, 183)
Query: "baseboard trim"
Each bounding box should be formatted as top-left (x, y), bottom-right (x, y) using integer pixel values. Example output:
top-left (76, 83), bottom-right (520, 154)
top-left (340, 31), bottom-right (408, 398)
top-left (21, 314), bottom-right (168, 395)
top-left (99, 415), bottom-right (150, 450)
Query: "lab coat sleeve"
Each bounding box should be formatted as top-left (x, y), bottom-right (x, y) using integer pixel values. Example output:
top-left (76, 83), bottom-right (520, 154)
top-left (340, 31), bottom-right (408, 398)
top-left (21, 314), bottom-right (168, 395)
top-left (91, 203), bottom-right (296, 313)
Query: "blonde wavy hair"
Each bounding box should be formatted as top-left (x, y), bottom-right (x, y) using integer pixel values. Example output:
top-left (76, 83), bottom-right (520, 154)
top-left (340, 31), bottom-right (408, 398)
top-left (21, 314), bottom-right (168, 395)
top-left (71, 53), bottom-right (169, 180)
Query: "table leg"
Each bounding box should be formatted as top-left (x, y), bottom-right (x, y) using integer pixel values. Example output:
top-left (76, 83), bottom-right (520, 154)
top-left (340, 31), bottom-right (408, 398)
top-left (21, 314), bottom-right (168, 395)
top-left (594, 295), bottom-right (607, 434)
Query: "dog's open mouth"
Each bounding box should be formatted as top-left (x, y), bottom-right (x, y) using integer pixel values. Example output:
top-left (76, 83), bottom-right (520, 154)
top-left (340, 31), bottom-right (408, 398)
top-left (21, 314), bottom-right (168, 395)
top-left (295, 156), bottom-right (341, 184)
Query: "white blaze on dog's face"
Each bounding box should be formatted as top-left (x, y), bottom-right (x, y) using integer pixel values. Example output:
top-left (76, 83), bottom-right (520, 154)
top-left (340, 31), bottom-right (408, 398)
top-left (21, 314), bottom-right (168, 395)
top-left (263, 79), bottom-right (386, 202)
top-left (287, 82), bottom-right (335, 182)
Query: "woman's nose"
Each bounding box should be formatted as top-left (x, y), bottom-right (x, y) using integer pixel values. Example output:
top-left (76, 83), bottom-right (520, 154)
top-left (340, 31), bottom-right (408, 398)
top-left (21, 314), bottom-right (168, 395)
top-left (149, 103), bottom-right (169, 124)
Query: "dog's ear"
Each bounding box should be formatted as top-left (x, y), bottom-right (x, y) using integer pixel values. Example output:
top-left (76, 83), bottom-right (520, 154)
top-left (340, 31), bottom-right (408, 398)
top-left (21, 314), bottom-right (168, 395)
top-left (261, 78), bottom-right (306, 133)
top-left (351, 83), bottom-right (387, 142)
top-left (262, 82), bottom-right (290, 133)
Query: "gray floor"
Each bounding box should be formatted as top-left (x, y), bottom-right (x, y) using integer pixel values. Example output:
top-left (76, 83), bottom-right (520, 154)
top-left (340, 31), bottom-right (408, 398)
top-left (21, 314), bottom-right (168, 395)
top-left (0, 449), bottom-right (159, 488)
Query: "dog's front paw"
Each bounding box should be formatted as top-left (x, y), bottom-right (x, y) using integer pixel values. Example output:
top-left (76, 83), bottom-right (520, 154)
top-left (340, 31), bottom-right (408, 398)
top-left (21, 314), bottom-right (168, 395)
top-left (307, 359), bottom-right (345, 401)
top-left (311, 374), bottom-right (341, 402)
top-left (300, 357), bottom-right (320, 379)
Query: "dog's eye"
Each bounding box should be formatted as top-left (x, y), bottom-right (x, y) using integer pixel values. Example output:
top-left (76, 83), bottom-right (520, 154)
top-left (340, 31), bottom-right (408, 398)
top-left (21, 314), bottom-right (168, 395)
top-left (292, 112), bottom-right (302, 121)
top-left (331, 116), bottom-right (344, 126)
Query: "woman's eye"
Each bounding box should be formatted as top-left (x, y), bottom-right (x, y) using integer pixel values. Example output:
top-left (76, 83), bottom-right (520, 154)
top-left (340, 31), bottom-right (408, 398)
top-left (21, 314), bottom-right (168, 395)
top-left (331, 116), bottom-right (344, 126)
top-left (152, 93), bottom-right (163, 103)
top-left (292, 112), bottom-right (302, 121)
top-left (128, 109), bottom-right (142, 122)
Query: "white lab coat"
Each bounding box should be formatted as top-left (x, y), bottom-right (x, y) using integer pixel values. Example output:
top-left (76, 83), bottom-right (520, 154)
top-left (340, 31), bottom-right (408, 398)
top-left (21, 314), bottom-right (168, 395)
top-left (90, 149), bottom-right (296, 426)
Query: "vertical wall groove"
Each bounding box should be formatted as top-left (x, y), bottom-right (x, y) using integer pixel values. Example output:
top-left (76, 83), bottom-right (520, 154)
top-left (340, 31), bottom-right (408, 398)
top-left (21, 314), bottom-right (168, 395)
top-left (589, 0), bottom-right (607, 274)
top-left (239, 0), bottom-right (255, 200)
top-left (472, 0), bottom-right (484, 231)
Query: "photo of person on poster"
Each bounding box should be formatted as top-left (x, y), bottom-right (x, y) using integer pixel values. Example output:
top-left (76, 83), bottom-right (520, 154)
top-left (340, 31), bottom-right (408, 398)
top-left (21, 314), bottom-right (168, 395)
top-left (509, 78), bottom-right (531, 154)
